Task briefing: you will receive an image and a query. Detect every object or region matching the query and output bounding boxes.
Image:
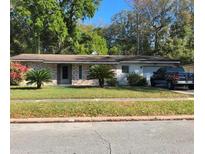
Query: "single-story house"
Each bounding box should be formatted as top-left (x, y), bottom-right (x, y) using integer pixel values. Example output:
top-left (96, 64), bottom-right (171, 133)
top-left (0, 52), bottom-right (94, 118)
top-left (11, 54), bottom-right (180, 86)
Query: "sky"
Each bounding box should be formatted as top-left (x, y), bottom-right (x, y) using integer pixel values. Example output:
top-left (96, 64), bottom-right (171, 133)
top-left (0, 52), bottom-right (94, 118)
top-left (83, 0), bottom-right (132, 27)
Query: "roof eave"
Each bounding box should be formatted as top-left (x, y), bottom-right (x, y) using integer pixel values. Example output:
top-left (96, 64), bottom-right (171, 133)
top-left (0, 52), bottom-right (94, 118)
top-left (120, 61), bottom-right (180, 64)
top-left (44, 61), bottom-right (118, 64)
top-left (10, 59), bottom-right (43, 62)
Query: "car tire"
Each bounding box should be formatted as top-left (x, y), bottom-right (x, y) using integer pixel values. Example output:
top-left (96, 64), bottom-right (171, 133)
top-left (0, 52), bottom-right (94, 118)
top-left (188, 85), bottom-right (194, 90)
top-left (167, 81), bottom-right (175, 90)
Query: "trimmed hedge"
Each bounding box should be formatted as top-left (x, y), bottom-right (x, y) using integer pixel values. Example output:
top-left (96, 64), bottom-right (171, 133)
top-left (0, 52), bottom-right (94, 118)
top-left (127, 73), bottom-right (147, 86)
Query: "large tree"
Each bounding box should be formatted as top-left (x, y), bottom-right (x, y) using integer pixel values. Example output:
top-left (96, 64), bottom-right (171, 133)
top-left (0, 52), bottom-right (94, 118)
top-left (11, 0), bottom-right (194, 64)
top-left (11, 0), bottom-right (101, 55)
top-left (103, 0), bottom-right (174, 55)
top-left (58, 0), bottom-right (101, 53)
top-left (76, 25), bottom-right (108, 55)
top-left (11, 0), bottom-right (68, 54)
top-left (162, 0), bottom-right (194, 63)
top-left (102, 0), bottom-right (193, 64)
top-left (103, 10), bottom-right (138, 55)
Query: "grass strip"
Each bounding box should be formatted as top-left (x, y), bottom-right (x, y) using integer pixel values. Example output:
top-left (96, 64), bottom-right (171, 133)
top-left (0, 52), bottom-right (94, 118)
top-left (11, 100), bottom-right (194, 118)
top-left (11, 86), bottom-right (190, 100)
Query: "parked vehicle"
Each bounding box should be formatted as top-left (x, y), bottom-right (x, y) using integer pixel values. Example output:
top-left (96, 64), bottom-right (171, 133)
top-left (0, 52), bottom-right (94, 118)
top-left (150, 66), bottom-right (194, 90)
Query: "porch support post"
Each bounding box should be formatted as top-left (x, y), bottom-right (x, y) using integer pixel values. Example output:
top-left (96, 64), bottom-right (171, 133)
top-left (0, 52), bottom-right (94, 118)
top-left (57, 64), bottom-right (61, 84)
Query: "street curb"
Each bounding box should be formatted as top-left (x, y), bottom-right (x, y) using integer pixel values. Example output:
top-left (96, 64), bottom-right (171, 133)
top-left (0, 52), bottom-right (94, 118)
top-left (10, 115), bottom-right (194, 123)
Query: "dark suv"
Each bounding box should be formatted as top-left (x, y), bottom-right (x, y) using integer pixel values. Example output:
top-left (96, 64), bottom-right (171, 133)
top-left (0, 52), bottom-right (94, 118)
top-left (150, 66), bottom-right (194, 90)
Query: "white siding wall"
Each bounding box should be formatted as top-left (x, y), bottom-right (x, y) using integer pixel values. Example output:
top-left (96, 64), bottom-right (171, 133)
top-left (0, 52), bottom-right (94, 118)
top-left (116, 64), bottom-right (143, 85)
top-left (116, 63), bottom-right (177, 86)
top-left (142, 66), bottom-right (160, 85)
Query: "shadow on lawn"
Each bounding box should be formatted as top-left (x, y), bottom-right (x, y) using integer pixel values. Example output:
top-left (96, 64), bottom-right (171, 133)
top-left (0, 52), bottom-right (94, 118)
top-left (10, 85), bottom-right (168, 93)
top-left (62, 85), bottom-right (165, 93)
top-left (114, 86), bottom-right (166, 93)
top-left (10, 86), bottom-right (38, 90)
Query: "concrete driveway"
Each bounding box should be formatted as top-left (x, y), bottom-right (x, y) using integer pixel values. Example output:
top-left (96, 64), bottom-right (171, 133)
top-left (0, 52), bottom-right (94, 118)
top-left (173, 90), bottom-right (194, 95)
top-left (11, 121), bottom-right (194, 154)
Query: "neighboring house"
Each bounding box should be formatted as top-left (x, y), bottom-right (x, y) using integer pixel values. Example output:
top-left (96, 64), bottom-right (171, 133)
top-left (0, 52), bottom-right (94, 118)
top-left (11, 54), bottom-right (180, 86)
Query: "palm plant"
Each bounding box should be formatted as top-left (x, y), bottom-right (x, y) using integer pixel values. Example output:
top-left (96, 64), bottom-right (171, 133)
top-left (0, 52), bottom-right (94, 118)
top-left (26, 69), bottom-right (51, 89)
top-left (88, 65), bottom-right (115, 88)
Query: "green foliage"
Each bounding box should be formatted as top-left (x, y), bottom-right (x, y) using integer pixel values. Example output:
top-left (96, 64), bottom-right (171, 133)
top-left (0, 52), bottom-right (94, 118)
top-left (101, 0), bottom-right (193, 63)
top-left (103, 1), bottom-right (174, 55)
top-left (103, 10), bottom-right (141, 55)
top-left (11, 0), bottom-right (101, 54)
top-left (11, 0), bottom-right (68, 54)
top-left (88, 65), bottom-right (115, 87)
top-left (11, 0), bottom-right (193, 64)
top-left (10, 9), bottom-right (33, 55)
top-left (53, 0), bottom-right (101, 53)
top-left (127, 73), bottom-right (147, 86)
top-left (26, 69), bottom-right (52, 89)
top-left (108, 46), bottom-right (121, 55)
top-left (106, 78), bottom-right (118, 87)
top-left (76, 25), bottom-right (108, 54)
top-left (161, 0), bottom-right (194, 64)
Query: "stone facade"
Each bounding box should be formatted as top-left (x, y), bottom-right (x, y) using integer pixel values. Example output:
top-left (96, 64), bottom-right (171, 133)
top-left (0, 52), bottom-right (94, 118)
top-left (21, 62), bottom-right (57, 85)
top-left (20, 62), bottom-right (100, 86)
top-left (72, 64), bottom-right (98, 86)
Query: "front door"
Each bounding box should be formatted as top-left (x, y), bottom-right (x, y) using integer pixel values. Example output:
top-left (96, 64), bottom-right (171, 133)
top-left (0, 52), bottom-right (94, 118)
top-left (60, 64), bottom-right (72, 84)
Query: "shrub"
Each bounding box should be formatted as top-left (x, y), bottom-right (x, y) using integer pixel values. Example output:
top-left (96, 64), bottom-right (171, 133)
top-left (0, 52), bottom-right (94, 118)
top-left (26, 69), bottom-right (52, 89)
top-left (88, 65), bottom-right (115, 88)
top-left (127, 73), bottom-right (147, 86)
top-left (106, 77), bottom-right (118, 86)
top-left (136, 77), bottom-right (147, 86)
top-left (10, 62), bottom-right (29, 85)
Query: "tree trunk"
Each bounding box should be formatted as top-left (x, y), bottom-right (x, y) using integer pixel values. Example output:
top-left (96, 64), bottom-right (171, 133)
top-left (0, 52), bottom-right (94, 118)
top-left (99, 79), bottom-right (104, 88)
top-left (155, 31), bottom-right (158, 52)
top-left (136, 13), bottom-right (140, 55)
top-left (37, 82), bottom-right (41, 89)
top-left (35, 32), bottom-right (41, 54)
top-left (37, 35), bottom-right (40, 54)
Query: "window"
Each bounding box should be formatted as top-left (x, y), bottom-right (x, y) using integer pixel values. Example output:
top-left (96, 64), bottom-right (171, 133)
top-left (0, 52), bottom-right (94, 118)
top-left (122, 65), bottom-right (129, 73)
top-left (79, 65), bottom-right (82, 79)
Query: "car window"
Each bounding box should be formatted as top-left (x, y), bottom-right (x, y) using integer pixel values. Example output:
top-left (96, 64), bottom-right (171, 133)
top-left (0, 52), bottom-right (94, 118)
top-left (156, 68), bottom-right (162, 73)
top-left (161, 68), bottom-right (166, 73)
top-left (156, 67), bottom-right (166, 73)
top-left (167, 67), bottom-right (185, 72)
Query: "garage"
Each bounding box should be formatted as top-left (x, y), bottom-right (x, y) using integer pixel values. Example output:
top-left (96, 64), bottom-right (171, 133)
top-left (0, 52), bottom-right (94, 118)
top-left (143, 66), bottom-right (160, 85)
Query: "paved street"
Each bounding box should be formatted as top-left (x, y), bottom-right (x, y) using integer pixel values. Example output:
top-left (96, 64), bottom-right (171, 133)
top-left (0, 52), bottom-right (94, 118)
top-left (11, 121), bottom-right (194, 154)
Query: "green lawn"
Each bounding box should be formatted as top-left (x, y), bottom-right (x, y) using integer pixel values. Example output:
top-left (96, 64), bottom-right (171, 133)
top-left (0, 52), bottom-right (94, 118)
top-left (11, 86), bottom-right (190, 100)
top-left (11, 100), bottom-right (194, 118)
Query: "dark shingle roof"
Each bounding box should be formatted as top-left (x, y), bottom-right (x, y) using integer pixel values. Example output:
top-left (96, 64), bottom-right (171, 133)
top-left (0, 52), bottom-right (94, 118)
top-left (11, 54), bottom-right (180, 64)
